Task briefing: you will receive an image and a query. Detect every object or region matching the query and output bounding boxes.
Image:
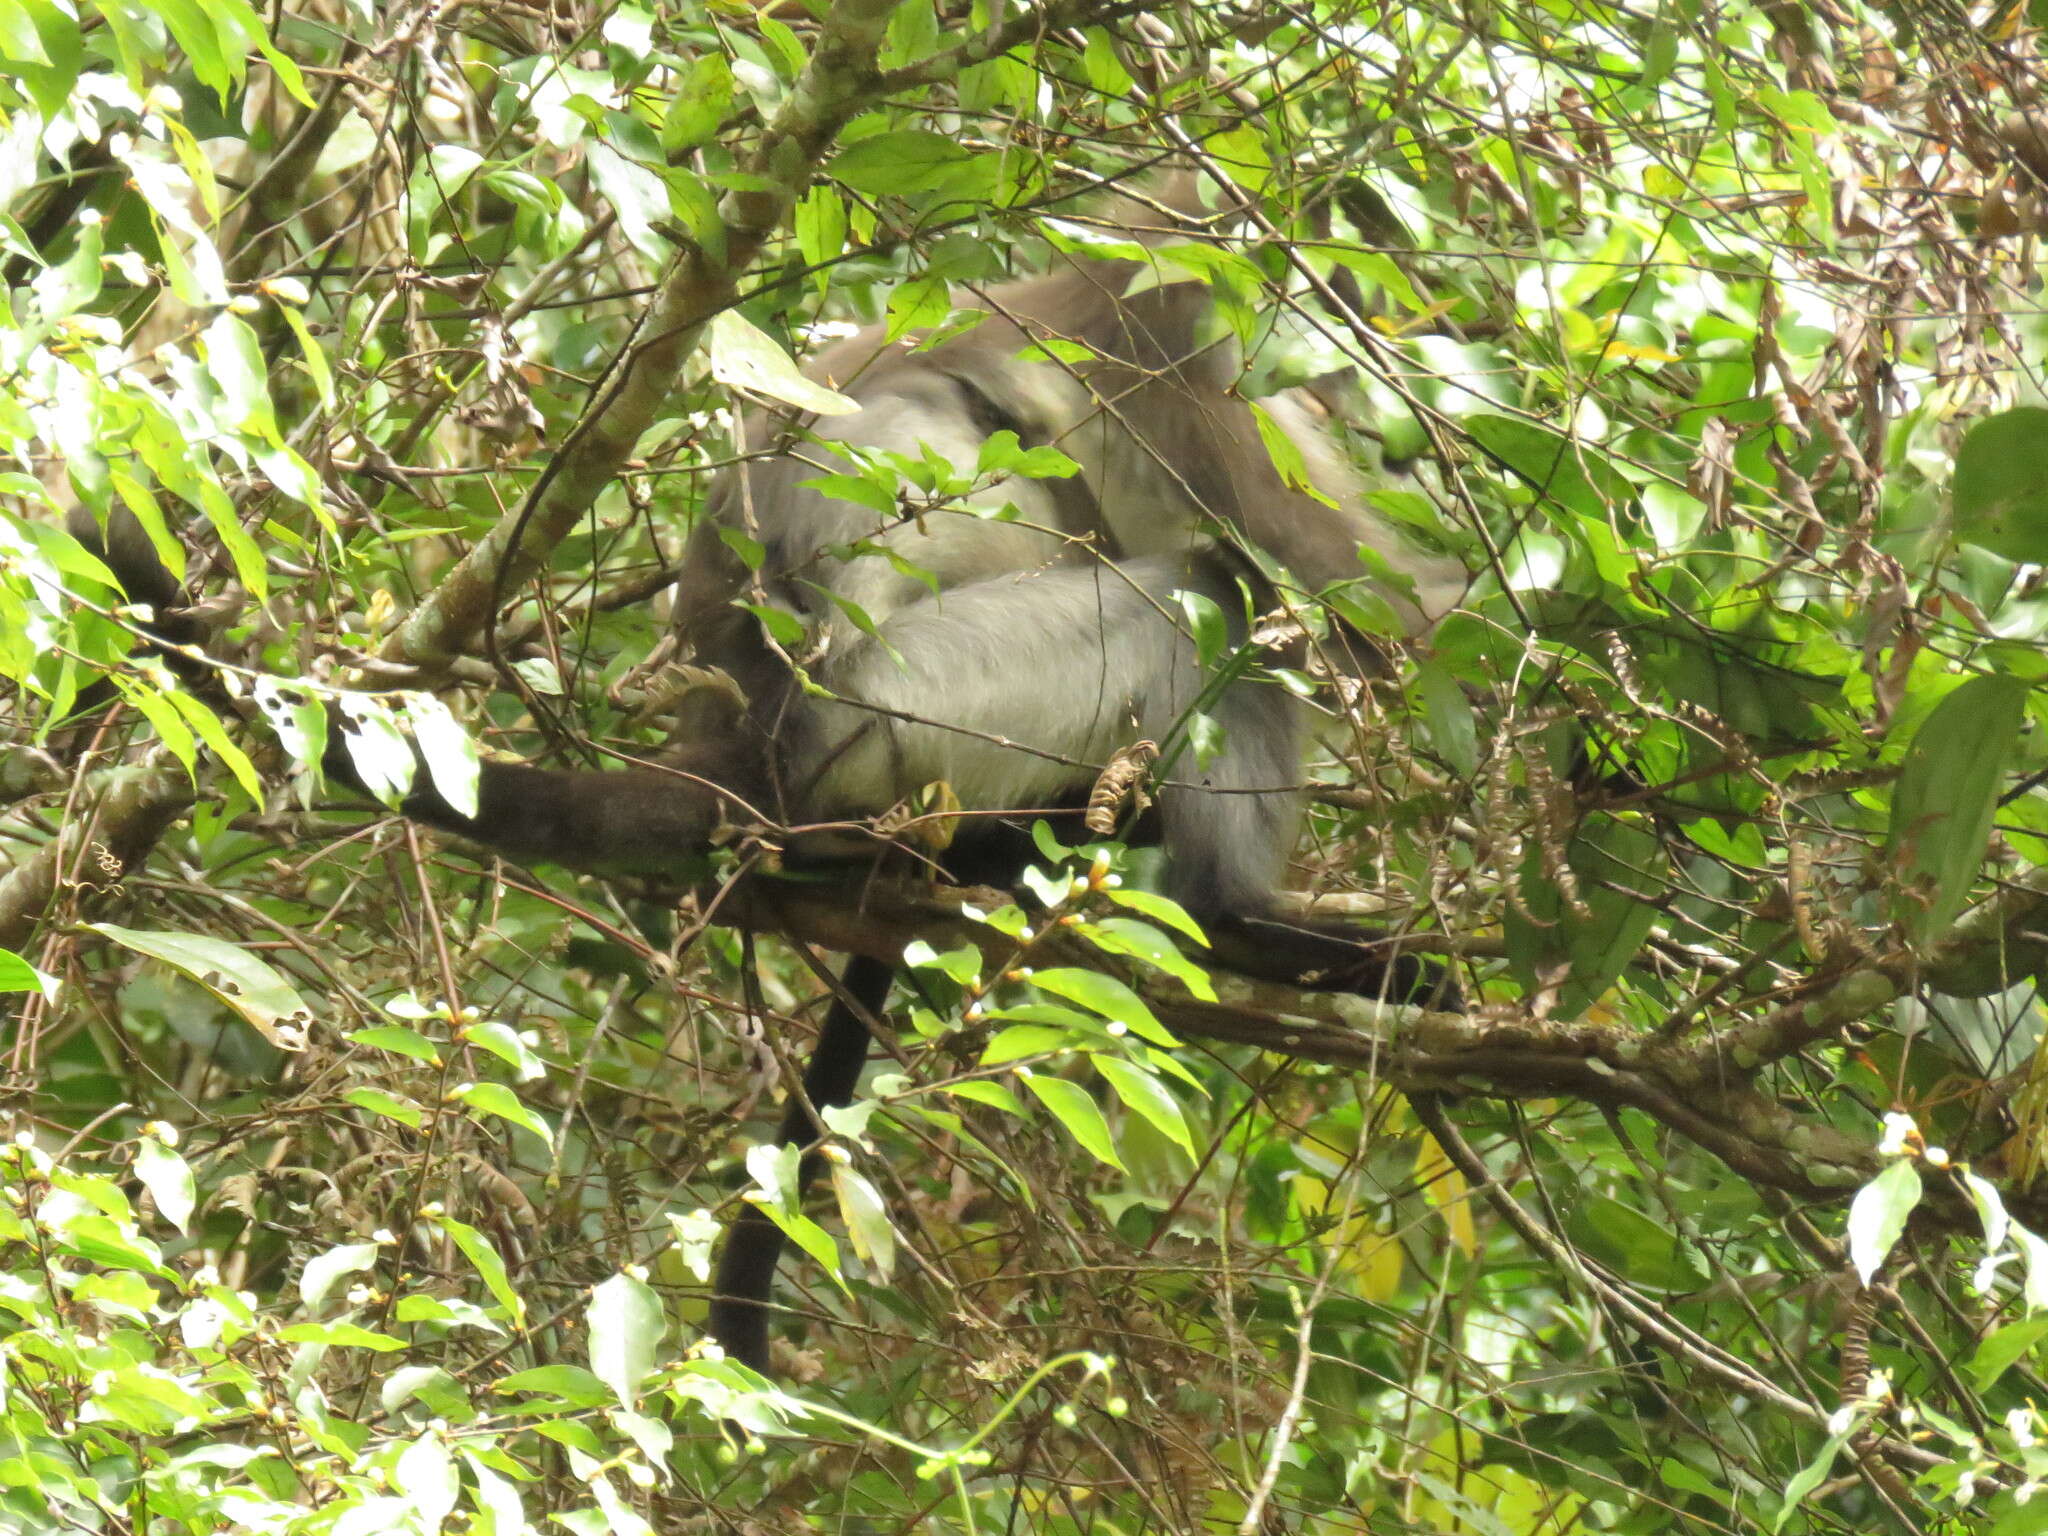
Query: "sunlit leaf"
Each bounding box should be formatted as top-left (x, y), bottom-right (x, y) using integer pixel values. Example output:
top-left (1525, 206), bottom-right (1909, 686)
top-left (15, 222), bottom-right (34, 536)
top-left (1848, 1158), bottom-right (1922, 1285)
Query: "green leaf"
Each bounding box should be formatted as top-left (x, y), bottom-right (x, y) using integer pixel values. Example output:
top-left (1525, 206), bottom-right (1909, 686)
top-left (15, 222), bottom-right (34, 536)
top-left (1028, 968), bottom-right (1179, 1047)
top-left (977, 430), bottom-right (1079, 480)
top-left (349, 1025), bottom-right (442, 1064)
top-left (1772, 1423), bottom-right (1855, 1532)
top-left (277, 301), bottom-right (334, 408)
top-left (830, 130), bottom-right (971, 195)
top-left (1416, 657), bottom-right (1479, 777)
top-left (277, 1321), bottom-right (406, 1351)
top-left (709, 310), bottom-right (859, 416)
top-left (449, 1081), bottom-right (554, 1146)
top-left (1886, 674), bottom-right (2029, 943)
top-left (1968, 1315), bottom-right (2048, 1392)
top-left (191, 478), bottom-right (268, 599)
top-left (1565, 1193), bottom-right (1708, 1291)
top-left (885, 273), bottom-right (952, 339)
top-left (903, 940), bottom-right (983, 986)
top-left (496, 1365), bottom-right (608, 1404)
top-left (133, 1135), bottom-right (196, 1235)
top-left (983, 1022), bottom-right (1085, 1064)
top-left (1021, 1073), bottom-right (1124, 1169)
top-left (1463, 413), bottom-right (1632, 520)
top-left (588, 1272), bottom-right (666, 1404)
top-left (442, 1216), bottom-right (526, 1325)
top-left (202, 312), bottom-right (277, 437)
top-left (663, 53), bottom-right (733, 152)
top-left (1075, 915), bottom-right (1216, 1001)
top-left (1090, 1056), bottom-right (1194, 1156)
top-left (1502, 814), bottom-right (1663, 1012)
top-left (404, 694), bottom-right (480, 819)
top-left (1953, 408), bottom-right (2048, 560)
top-left (1178, 590), bottom-right (1228, 671)
top-left (337, 696), bottom-right (419, 806)
top-left (943, 1079), bottom-right (1026, 1115)
top-left (1251, 401), bottom-right (1330, 505)
top-left (300, 1241), bottom-right (380, 1308)
top-left (463, 1021), bottom-right (545, 1080)
top-left (344, 1087), bottom-right (423, 1128)
top-left (89, 923), bottom-right (312, 1045)
top-left (1847, 1158), bottom-right (1922, 1284)
top-left (831, 1165), bottom-right (896, 1277)
top-left (397, 1434), bottom-right (459, 1532)
top-left (1104, 887), bottom-right (1209, 944)
top-left (162, 688), bottom-right (262, 800)
top-left (0, 947), bottom-right (56, 997)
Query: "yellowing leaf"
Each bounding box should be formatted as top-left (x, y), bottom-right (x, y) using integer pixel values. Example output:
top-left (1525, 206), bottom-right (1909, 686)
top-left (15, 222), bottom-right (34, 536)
top-left (1415, 1132), bottom-right (1477, 1257)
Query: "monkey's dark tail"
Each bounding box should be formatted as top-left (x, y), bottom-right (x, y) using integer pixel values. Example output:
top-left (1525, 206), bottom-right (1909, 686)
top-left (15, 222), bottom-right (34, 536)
top-left (706, 952), bottom-right (894, 1374)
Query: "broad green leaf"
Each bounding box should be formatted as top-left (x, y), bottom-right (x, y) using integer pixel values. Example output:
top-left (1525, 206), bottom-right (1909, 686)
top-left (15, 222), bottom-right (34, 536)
top-left (89, 923), bottom-right (311, 1045)
top-left (903, 940), bottom-right (982, 985)
top-left (588, 1273), bottom-right (666, 1404)
top-left (1771, 1423), bottom-right (1855, 1532)
top-left (1021, 1073), bottom-right (1124, 1169)
top-left (1075, 916), bottom-right (1216, 1000)
top-left (442, 1216), bottom-right (526, 1324)
top-left (162, 688), bottom-right (262, 800)
top-left (1028, 968), bottom-right (1179, 1047)
top-left (463, 1450), bottom-right (531, 1535)
top-left (496, 1365), bottom-right (608, 1404)
top-left (709, 310), bottom-right (858, 416)
top-left (405, 693), bottom-right (480, 819)
top-left (663, 53), bottom-right (733, 152)
top-left (201, 312), bottom-right (276, 437)
top-left (345, 1087), bottom-right (424, 1128)
top-left (746, 1199), bottom-right (844, 1287)
top-left (449, 1082), bottom-right (553, 1146)
top-left (1886, 674), bottom-right (2029, 943)
top-left (463, 1021), bottom-right (545, 1080)
top-left (1953, 407), bottom-right (2048, 561)
top-left (277, 303), bottom-right (334, 408)
top-left (944, 1079), bottom-right (1026, 1115)
top-left (1105, 887), bottom-right (1209, 944)
top-left (300, 1241), bottom-right (380, 1308)
top-left (831, 1165), bottom-right (896, 1277)
top-left (1565, 1193), bottom-right (1708, 1291)
top-left (397, 1435), bottom-right (458, 1532)
top-left (1416, 656), bottom-right (1479, 777)
top-left (1968, 1315), bottom-right (2048, 1392)
top-left (1848, 1158), bottom-right (1921, 1284)
top-left (349, 1025), bottom-right (441, 1064)
top-left (1463, 413), bottom-right (1632, 520)
top-left (1091, 1055), bottom-right (1194, 1155)
top-left (133, 1135), bottom-right (195, 1235)
top-left (983, 1022), bottom-right (1083, 1064)
top-left (829, 130), bottom-right (971, 195)
top-left (1503, 814), bottom-right (1663, 1013)
top-left (0, 947), bottom-right (56, 997)
top-left (277, 1321), bottom-right (406, 1351)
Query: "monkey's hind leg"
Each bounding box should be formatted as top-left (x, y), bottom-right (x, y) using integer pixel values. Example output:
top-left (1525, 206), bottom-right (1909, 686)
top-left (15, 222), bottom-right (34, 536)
top-left (707, 952), bottom-right (894, 1373)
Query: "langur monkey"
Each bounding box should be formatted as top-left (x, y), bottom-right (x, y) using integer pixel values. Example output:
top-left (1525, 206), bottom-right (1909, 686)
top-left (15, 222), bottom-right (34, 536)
top-left (70, 180), bottom-right (1466, 1375)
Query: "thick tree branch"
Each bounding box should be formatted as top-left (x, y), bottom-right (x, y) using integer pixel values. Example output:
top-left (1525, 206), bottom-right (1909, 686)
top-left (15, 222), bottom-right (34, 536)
top-left (731, 871), bottom-right (1886, 1203)
top-left (0, 758), bottom-right (195, 953)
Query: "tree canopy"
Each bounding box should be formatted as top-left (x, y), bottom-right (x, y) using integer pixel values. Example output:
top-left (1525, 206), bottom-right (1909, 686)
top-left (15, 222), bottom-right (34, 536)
top-left (9, 0), bottom-right (2048, 1531)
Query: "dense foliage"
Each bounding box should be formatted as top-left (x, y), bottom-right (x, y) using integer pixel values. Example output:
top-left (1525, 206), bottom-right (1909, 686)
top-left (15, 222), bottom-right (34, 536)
top-left (13, 0), bottom-right (2048, 1530)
